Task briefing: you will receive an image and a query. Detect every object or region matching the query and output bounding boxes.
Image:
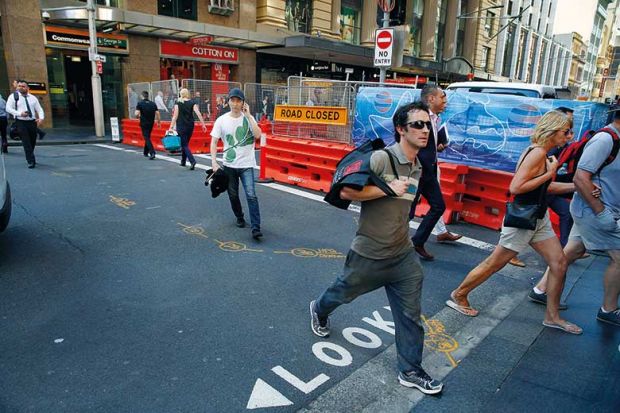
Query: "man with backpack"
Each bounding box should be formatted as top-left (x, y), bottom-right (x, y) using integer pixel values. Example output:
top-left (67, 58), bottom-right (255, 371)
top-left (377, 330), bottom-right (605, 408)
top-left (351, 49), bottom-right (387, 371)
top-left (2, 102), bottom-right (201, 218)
top-left (569, 108), bottom-right (620, 326)
top-left (310, 101), bottom-right (444, 395)
top-left (5, 80), bottom-right (44, 168)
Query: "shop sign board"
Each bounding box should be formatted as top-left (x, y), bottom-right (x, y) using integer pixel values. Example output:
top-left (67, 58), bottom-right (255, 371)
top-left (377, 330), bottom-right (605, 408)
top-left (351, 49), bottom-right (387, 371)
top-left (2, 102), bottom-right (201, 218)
top-left (45, 26), bottom-right (128, 53)
top-left (160, 40), bottom-right (238, 63)
top-left (273, 105), bottom-right (348, 126)
top-left (374, 28), bottom-right (393, 67)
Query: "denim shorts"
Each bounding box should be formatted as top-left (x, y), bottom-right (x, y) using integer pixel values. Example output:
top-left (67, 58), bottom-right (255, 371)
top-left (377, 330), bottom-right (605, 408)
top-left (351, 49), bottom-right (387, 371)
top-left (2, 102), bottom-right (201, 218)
top-left (498, 211), bottom-right (556, 253)
top-left (572, 207), bottom-right (620, 251)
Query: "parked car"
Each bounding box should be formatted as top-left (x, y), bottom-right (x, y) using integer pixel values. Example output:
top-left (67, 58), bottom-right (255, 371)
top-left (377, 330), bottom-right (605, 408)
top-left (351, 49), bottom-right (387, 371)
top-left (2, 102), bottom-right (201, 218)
top-left (447, 81), bottom-right (557, 99)
top-left (0, 153), bottom-right (11, 233)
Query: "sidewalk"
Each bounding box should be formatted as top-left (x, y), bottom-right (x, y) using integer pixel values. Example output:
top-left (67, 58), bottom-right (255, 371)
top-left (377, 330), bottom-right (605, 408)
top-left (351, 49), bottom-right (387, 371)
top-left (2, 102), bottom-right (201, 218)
top-left (414, 254), bottom-right (620, 413)
top-left (6, 126), bottom-right (110, 146)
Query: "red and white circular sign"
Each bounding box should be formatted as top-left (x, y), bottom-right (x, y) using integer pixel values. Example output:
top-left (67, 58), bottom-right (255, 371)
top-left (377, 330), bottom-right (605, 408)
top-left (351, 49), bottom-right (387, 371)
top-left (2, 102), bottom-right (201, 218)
top-left (376, 30), bottom-right (392, 50)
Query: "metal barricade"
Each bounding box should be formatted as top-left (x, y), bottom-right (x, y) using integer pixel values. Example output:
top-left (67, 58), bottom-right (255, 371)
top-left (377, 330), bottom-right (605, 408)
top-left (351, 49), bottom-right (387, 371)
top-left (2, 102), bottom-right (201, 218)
top-left (150, 79), bottom-right (178, 121)
top-left (181, 79), bottom-right (241, 121)
top-left (243, 83), bottom-right (279, 121)
top-left (126, 82), bottom-right (150, 119)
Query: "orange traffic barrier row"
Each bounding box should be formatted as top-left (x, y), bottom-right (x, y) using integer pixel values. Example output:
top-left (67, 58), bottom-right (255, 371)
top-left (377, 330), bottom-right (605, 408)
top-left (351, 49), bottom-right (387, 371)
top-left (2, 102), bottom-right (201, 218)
top-left (460, 167), bottom-right (514, 231)
top-left (414, 163), bottom-right (469, 225)
top-left (260, 135), bottom-right (354, 192)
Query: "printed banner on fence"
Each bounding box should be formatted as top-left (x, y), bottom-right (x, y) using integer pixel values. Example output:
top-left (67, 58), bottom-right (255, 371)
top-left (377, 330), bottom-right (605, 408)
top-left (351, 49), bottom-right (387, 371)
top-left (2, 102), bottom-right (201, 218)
top-left (274, 105), bottom-right (348, 126)
top-left (352, 87), bottom-right (610, 172)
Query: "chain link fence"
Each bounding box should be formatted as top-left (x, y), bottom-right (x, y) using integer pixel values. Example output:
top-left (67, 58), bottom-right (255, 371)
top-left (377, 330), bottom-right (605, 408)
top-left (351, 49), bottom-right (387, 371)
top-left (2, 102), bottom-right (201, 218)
top-left (181, 79), bottom-right (241, 121)
top-left (243, 83), bottom-right (279, 121)
top-left (151, 80), bottom-right (178, 121)
top-left (126, 82), bottom-right (150, 119)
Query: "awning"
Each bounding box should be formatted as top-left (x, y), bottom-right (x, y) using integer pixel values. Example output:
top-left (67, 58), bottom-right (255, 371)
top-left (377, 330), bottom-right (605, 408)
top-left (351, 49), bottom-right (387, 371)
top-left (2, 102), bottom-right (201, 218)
top-left (39, 2), bottom-right (285, 49)
top-left (258, 35), bottom-right (443, 75)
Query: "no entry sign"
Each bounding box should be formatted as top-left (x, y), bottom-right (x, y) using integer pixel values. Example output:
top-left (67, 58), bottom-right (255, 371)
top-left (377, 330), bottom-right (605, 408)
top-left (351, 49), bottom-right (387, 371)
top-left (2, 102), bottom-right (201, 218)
top-left (374, 28), bottom-right (393, 67)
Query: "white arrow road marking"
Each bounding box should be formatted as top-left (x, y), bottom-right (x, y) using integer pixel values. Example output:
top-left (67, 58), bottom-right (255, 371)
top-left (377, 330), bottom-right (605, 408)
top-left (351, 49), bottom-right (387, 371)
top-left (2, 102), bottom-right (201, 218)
top-left (246, 378), bottom-right (293, 410)
top-left (271, 365), bottom-right (329, 394)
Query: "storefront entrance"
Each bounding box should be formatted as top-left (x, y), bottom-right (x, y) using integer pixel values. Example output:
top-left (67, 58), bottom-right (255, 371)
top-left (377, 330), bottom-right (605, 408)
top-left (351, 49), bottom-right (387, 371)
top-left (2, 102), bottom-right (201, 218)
top-left (46, 48), bottom-right (124, 130)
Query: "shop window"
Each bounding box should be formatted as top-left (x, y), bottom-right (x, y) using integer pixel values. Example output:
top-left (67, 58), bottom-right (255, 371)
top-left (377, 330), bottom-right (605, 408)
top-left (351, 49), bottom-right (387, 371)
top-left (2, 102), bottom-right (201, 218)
top-left (409, 0), bottom-right (423, 57)
top-left (285, 1), bottom-right (313, 34)
top-left (340, 1), bottom-right (361, 44)
top-left (158, 0), bottom-right (197, 21)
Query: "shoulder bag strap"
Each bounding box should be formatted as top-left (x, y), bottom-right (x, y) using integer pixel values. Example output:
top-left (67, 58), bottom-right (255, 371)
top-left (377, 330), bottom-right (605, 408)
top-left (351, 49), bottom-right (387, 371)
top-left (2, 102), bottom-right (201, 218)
top-left (383, 149), bottom-right (399, 180)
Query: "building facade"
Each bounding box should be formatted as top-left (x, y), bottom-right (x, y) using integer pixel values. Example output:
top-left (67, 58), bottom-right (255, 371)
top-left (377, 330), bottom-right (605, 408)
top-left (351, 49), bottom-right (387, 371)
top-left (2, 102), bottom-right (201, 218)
top-left (554, 32), bottom-right (586, 99)
top-left (0, 0), bottom-right (577, 130)
top-left (581, 0), bottom-right (613, 96)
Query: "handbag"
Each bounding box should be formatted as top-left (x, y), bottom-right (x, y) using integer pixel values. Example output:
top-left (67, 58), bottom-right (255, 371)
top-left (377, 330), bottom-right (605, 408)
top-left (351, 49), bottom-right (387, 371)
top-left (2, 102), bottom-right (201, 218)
top-left (9, 122), bottom-right (19, 140)
top-left (162, 130), bottom-right (181, 151)
top-left (503, 148), bottom-right (546, 230)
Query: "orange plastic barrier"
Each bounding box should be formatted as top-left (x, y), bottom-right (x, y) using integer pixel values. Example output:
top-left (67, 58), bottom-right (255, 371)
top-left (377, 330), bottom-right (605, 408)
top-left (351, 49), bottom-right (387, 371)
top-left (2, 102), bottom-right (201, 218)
top-left (260, 136), bottom-right (353, 192)
top-left (460, 167), bottom-right (514, 230)
top-left (413, 162), bottom-right (469, 224)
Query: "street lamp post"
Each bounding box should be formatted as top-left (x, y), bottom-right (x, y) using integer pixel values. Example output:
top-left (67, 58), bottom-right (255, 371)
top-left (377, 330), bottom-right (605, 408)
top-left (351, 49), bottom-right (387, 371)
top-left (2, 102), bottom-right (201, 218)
top-left (87, 0), bottom-right (105, 138)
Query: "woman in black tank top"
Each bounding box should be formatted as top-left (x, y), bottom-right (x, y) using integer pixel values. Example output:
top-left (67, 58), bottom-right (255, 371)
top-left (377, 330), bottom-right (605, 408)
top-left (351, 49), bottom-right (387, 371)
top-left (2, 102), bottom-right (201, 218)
top-left (448, 110), bottom-right (583, 335)
top-left (168, 88), bottom-right (207, 170)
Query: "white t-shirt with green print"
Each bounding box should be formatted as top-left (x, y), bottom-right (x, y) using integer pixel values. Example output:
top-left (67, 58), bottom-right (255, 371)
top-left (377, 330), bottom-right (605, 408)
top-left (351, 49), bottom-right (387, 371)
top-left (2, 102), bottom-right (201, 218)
top-left (211, 112), bottom-right (256, 168)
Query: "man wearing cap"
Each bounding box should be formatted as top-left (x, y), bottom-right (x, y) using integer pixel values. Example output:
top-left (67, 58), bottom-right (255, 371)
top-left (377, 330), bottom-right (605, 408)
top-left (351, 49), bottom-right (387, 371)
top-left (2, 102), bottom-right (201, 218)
top-left (210, 88), bottom-right (264, 239)
top-left (569, 107), bottom-right (620, 327)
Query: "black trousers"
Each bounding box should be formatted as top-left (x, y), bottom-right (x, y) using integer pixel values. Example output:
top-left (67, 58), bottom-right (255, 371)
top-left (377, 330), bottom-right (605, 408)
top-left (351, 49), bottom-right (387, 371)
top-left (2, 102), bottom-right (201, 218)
top-left (16, 120), bottom-right (37, 164)
top-left (0, 117), bottom-right (7, 148)
top-left (410, 172), bottom-right (446, 246)
top-left (141, 123), bottom-right (155, 156)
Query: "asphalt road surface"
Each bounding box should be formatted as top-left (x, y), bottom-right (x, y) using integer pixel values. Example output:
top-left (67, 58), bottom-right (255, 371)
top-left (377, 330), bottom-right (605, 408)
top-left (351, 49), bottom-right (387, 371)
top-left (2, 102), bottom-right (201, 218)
top-left (1, 144), bottom-right (618, 412)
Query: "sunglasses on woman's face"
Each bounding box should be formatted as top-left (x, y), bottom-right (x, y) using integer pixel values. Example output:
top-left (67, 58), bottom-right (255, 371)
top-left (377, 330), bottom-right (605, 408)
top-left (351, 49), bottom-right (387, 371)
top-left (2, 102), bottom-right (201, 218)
top-left (407, 121), bottom-right (433, 130)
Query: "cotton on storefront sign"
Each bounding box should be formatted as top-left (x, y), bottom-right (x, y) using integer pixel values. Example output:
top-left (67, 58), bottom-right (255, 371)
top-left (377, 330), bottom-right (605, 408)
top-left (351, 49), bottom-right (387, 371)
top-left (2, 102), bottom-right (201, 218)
top-left (160, 40), bottom-right (238, 63)
top-left (246, 307), bottom-right (395, 409)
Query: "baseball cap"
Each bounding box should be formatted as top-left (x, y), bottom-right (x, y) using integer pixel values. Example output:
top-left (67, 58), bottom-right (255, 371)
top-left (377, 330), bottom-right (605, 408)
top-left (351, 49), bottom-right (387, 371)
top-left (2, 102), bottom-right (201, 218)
top-left (228, 88), bottom-right (245, 101)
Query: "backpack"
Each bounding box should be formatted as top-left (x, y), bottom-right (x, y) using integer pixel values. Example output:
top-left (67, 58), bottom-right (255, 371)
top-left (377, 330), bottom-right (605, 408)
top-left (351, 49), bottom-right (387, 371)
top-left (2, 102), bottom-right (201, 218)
top-left (324, 138), bottom-right (398, 210)
top-left (555, 127), bottom-right (620, 183)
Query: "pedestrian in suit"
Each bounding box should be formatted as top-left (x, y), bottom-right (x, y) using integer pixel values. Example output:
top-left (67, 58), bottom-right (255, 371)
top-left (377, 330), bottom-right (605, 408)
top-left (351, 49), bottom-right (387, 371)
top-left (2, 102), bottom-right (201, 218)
top-left (410, 85), bottom-right (461, 261)
top-left (5, 80), bottom-right (44, 168)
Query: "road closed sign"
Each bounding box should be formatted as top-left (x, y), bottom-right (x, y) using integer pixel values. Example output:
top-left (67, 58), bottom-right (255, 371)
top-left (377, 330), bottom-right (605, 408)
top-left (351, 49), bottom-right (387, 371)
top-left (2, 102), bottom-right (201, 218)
top-left (374, 28), bottom-right (393, 67)
top-left (273, 105), bottom-right (348, 126)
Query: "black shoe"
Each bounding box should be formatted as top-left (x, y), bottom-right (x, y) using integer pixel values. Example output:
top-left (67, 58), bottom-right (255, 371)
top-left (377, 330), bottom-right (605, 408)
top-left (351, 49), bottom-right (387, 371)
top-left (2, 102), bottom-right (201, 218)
top-left (236, 217), bottom-right (246, 228)
top-left (252, 229), bottom-right (263, 239)
top-left (27, 163), bottom-right (35, 169)
top-left (309, 300), bottom-right (330, 337)
top-left (189, 162), bottom-right (196, 170)
top-left (596, 307), bottom-right (620, 326)
top-left (398, 369), bottom-right (443, 394)
top-left (528, 289), bottom-right (568, 310)
top-left (143, 153), bottom-right (149, 157)
top-left (38, 131), bottom-right (46, 140)
top-left (149, 154), bottom-right (156, 160)
top-left (180, 163), bottom-right (186, 167)
top-left (1, 145), bottom-right (7, 154)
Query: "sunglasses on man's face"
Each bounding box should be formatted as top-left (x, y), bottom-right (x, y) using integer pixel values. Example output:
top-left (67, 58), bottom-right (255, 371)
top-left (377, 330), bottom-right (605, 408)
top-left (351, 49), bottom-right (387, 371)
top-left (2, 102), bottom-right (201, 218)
top-left (407, 121), bottom-right (433, 130)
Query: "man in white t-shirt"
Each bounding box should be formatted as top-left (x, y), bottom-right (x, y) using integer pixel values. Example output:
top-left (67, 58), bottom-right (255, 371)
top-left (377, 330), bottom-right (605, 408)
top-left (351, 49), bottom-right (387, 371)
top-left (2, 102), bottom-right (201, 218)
top-left (210, 88), bottom-right (264, 239)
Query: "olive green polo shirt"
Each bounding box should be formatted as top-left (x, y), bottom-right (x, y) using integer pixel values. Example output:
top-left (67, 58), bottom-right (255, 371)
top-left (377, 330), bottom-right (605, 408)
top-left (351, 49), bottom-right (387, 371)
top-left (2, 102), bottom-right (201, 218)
top-left (350, 143), bottom-right (422, 259)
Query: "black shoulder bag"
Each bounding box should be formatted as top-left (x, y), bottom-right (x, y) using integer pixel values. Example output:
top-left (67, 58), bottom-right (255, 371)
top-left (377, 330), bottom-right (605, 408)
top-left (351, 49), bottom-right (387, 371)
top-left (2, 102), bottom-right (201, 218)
top-left (503, 148), bottom-right (546, 230)
top-left (9, 92), bottom-right (19, 140)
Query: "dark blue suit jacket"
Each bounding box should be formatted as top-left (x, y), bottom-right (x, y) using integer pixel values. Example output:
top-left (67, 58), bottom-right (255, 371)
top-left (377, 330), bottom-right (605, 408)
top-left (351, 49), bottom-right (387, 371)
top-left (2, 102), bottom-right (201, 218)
top-left (417, 124), bottom-right (448, 178)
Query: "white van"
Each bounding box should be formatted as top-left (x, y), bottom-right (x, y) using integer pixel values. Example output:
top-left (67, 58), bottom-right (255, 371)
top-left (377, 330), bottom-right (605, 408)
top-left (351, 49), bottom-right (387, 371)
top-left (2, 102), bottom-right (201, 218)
top-left (446, 81), bottom-right (557, 99)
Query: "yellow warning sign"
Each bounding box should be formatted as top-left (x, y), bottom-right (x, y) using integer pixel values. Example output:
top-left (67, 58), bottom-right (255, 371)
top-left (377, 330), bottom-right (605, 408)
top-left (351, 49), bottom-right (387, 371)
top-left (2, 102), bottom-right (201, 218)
top-left (274, 105), bottom-right (348, 126)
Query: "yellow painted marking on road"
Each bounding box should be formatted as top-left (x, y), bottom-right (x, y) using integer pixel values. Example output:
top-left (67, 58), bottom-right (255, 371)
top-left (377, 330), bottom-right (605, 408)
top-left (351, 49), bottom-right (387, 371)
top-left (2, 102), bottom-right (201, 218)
top-left (213, 239), bottom-right (263, 253)
top-left (109, 195), bottom-right (136, 209)
top-left (273, 248), bottom-right (346, 259)
top-left (177, 223), bottom-right (209, 239)
top-left (422, 315), bottom-right (460, 368)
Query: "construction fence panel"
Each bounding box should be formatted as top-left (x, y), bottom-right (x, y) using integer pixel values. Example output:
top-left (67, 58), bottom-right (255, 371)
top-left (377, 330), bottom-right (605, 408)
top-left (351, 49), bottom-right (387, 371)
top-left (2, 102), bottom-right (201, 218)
top-left (243, 83), bottom-right (279, 121)
top-left (181, 79), bottom-right (241, 121)
top-left (126, 82), bottom-right (150, 119)
top-left (272, 85), bottom-right (354, 144)
top-left (150, 79), bottom-right (178, 121)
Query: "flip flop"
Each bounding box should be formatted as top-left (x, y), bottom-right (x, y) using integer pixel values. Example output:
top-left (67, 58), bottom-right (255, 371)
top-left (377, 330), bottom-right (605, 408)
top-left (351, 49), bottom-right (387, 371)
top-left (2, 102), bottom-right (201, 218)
top-left (542, 321), bottom-right (583, 335)
top-left (509, 257), bottom-right (526, 267)
top-left (445, 293), bottom-right (479, 317)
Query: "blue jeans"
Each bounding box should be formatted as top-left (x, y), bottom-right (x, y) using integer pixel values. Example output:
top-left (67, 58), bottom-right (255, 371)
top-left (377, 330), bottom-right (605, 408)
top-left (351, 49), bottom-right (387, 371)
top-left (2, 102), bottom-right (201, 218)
top-left (546, 195), bottom-right (573, 247)
top-left (177, 125), bottom-right (195, 165)
top-left (315, 249), bottom-right (425, 374)
top-left (223, 166), bottom-right (261, 230)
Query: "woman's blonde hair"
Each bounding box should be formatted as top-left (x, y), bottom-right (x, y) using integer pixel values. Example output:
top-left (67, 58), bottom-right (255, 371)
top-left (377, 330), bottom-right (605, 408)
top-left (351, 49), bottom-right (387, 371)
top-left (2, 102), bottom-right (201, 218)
top-left (178, 88), bottom-right (190, 102)
top-left (530, 110), bottom-right (569, 146)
